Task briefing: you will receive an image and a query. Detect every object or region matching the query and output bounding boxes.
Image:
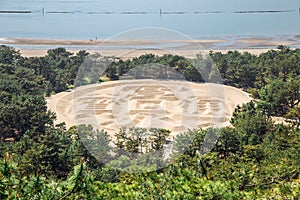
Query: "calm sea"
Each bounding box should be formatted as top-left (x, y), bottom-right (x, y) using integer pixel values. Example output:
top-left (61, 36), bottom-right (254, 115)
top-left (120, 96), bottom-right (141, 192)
top-left (0, 0), bottom-right (299, 40)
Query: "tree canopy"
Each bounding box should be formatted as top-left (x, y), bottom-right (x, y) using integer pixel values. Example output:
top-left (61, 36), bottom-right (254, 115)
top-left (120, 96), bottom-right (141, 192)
top-left (0, 45), bottom-right (299, 199)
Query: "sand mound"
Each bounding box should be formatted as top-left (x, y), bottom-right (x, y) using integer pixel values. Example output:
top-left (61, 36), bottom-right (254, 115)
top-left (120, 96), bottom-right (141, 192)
top-left (47, 80), bottom-right (251, 136)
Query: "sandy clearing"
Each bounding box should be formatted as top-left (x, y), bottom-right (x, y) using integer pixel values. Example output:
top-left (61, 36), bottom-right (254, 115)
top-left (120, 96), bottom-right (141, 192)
top-left (47, 80), bottom-right (251, 137)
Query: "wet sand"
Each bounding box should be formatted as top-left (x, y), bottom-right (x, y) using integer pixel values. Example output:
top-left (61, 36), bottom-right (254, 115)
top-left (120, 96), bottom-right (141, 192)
top-left (1, 37), bottom-right (227, 46)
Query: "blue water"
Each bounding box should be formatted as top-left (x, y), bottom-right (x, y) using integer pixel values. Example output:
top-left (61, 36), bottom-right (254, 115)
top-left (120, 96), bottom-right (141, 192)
top-left (0, 0), bottom-right (299, 39)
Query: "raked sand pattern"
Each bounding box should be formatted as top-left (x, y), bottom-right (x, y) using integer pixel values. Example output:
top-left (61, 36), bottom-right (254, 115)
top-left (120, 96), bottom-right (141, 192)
top-left (47, 80), bottom-right (251, 137)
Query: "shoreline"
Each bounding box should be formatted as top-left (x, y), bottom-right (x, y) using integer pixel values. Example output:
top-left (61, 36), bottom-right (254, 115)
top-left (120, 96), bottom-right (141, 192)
top-left (1, 36), bottom-right (299, 58)
top-left (0, 37), bottom-right (229, 46)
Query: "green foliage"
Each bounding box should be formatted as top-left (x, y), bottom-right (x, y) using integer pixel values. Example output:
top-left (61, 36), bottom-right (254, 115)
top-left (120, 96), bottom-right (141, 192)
top-left (0, 45), bottom-right (22, 65)
top-left (115, 127), bottom-right (170, 156)
top-left (77, 125), bottom-right (113, 169)
top-left (173, 129), bottom-right (206, 158)
top-left (215, 127), bottom-right (241, 158)
top-left (101, 53), bottom-right (205, 82)
top-left (258, 78), bottom-right (300, 116)
top-left (0, 46), bottom-right (299, 198)
top-left (110, 127), bottom-right (171, 172)
top-left (209, 50), bottom-right (257, 87)
top-left (0, 62), bottom-right (55, 140)
top-left (231, 101), bottom-right (273, 145)
top-left (285, 106), bottom-right (300, 130)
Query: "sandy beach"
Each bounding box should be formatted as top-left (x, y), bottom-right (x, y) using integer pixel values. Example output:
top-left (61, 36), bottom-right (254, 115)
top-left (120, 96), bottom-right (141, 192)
top-left (18, 48), bottom-right (274, 59)
top-left (1, 36), bottom-right (299, 58)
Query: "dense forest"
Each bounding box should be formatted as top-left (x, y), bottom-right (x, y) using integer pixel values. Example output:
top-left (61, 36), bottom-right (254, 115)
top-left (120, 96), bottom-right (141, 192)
top-left (0, 45), bottom-right (299, 199)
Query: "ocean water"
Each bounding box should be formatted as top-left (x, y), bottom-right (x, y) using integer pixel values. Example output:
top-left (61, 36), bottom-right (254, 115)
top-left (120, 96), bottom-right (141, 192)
top-left (0, 0), bottom-right (299, 39)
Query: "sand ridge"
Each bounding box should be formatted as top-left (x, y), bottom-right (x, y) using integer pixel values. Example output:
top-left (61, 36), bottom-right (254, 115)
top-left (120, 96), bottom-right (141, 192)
top-left (47, 80), bottom-right (251, 137)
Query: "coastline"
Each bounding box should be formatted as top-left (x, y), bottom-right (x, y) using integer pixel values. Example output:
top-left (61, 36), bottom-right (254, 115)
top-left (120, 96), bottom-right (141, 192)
top-left (1, 35), bottom-right (299, 58)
